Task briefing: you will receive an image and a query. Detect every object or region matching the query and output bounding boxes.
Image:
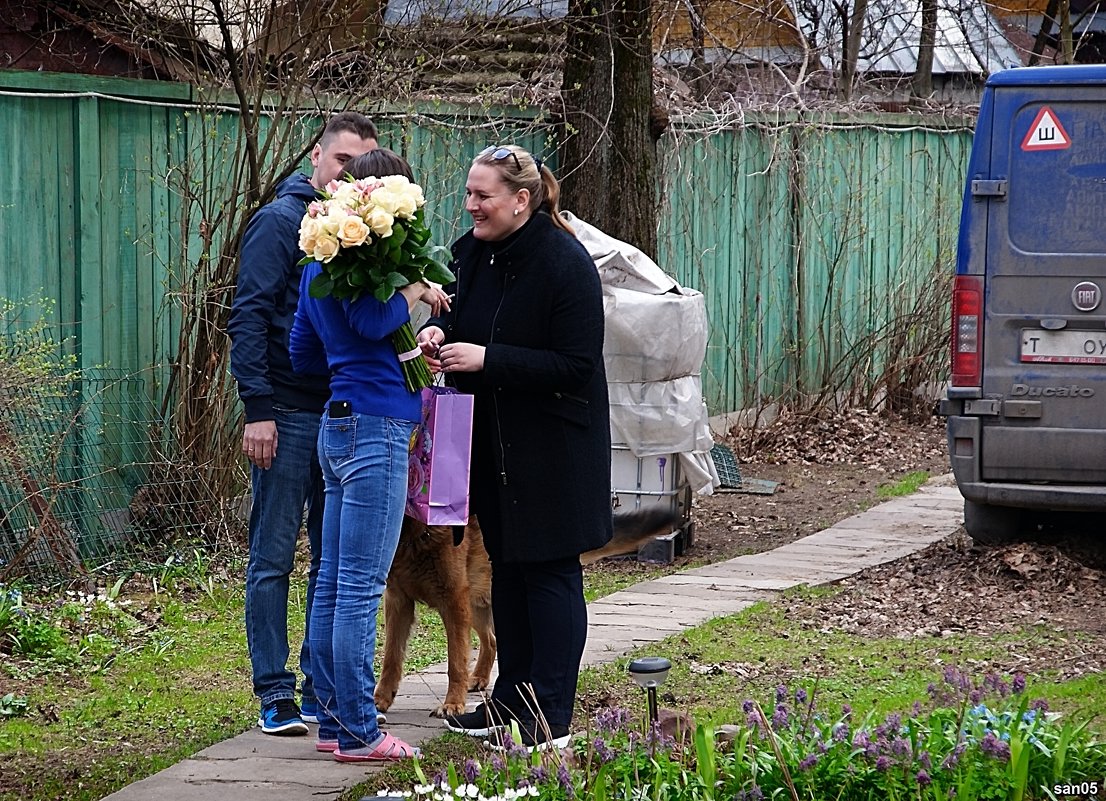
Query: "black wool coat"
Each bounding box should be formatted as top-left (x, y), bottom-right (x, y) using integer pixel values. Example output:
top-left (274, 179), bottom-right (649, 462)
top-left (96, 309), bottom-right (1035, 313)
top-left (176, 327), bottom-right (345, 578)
top-left (429, 211), bottom-right (613, 563)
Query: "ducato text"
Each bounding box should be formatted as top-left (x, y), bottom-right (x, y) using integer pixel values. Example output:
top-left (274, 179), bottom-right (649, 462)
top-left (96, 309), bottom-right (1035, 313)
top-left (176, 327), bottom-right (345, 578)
top-left (1010, 384), bottom-right (1096, 398)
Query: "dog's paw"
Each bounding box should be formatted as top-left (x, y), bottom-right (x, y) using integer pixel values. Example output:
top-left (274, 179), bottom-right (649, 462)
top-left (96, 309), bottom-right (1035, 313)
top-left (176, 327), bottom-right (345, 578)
top-left (432, 701), bottom-right (466, 718)
top-left (469, 677), bottom-right (491, 692)
top-left (374, 692), bottom-right (395, 713)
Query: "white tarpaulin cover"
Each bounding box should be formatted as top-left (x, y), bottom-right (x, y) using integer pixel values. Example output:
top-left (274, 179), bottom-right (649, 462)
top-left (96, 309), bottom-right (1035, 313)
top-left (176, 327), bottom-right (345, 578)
top-left (562, 212), bottom-right (719, 494)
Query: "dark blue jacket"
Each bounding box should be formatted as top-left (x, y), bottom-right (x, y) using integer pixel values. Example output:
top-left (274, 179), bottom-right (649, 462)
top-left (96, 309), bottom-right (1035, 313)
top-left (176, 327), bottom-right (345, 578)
top-left (290, 261), bottom-right (421, 422)
top-left (229, 174), bottom-right (330, 422)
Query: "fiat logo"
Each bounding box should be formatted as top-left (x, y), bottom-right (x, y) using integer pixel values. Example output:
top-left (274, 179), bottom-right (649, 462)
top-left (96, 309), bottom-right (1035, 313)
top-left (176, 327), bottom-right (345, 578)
top-left (1072, 282), bottom-right (1101, 312)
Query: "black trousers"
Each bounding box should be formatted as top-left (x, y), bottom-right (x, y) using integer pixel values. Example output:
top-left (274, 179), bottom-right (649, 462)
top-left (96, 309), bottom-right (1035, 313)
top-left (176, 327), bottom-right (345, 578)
top-left (488, 555), bottom-right (587, 729)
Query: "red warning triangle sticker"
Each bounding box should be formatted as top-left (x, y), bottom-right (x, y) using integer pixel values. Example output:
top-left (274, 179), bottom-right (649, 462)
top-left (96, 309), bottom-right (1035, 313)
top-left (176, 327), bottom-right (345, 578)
top-left (1021, 106), bottom-right (1071, 151)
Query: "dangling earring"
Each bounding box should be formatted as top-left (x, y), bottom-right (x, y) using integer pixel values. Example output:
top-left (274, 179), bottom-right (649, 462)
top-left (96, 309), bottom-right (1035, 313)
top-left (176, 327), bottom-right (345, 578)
top-left (513, 209), bottom-right (520, 216)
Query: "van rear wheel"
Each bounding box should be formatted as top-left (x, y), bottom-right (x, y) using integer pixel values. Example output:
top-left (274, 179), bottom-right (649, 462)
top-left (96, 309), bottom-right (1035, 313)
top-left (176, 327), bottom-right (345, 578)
top-left (963, 501), bottom-right (1028, 545)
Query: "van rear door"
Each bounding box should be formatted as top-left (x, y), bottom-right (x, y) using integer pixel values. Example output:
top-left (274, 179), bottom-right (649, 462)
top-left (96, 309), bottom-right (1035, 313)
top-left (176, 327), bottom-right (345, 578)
top-left (982, 82), bottom-right (1106, 483)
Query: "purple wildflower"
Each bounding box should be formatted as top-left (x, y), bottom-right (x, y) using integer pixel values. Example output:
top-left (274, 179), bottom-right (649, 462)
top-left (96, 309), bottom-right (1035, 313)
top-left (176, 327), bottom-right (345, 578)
top-left (462, 758), bottom-right (480, 784)
top-left (795, 687), bottom-right (808, 705)
top-left (529, 766), bottom-right (549, 784)
top-left (916, 769), bottom-right (932, 787)
top-left (875, 755), bottom-right (892, 772)
top-left (970, 689), bottom-right (983, 705)
top-left (490, 755), bottom-right (506, 773)
top-left (772, 704), bottom-right (790, 731)
top-left (645, 722), bottom-right (675, 749)
top-left (557, 763), bottom-right (573, 791)
top-left (592, 736), bottom-right (615, 764)
top-left (852, 730), bottom-right (871, 750)
top-left (940, 742), bottom-right (967, 770)
top-left (594, 707), bottom-right (632, 733)
top-left (1030, 698), bottom-right (1050, 713)
top-left (918, 751), bottom-right (932, 770)
top-left (1012, 673), bottom-right (1027, 694)
top-left (841, 703), bottom-right (852, 717)
top-left (776, 684), bottom-right (787, 704)
top-left (798, 753), bottom-right (819, 771)
top-left (912, 701), bottom-right (923, 717)
top-left (980, 731), bottom-right (1011, 762)
top-left (736, 787), bottom-right (765, 801)
top-left (742, 699), bottom-right (755, 714)
top-left (832, 722), bottom-right (850, 743)
top-left (884, 713), bottom-right (902, 731)
top-left (891, 737), bottom-right (912, 758)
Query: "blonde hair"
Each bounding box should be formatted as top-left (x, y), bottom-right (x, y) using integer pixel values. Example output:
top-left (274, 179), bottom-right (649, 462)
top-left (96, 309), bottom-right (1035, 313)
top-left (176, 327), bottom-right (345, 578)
top-left (473, 145), bottom-right (575, 237)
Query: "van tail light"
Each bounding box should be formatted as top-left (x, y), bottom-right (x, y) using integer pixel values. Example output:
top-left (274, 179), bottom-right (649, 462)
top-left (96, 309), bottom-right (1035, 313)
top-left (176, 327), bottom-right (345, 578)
top-left (951, 275), bottom-right (983, 387)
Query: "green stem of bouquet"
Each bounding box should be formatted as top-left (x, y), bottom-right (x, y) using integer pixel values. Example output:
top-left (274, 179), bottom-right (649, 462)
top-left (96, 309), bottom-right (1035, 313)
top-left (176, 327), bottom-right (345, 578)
top-left (392, 322), bottom-right (433, 393)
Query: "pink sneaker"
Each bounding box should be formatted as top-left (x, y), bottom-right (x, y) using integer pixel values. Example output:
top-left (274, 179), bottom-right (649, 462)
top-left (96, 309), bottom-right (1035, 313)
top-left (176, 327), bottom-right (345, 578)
top-left (315, 738), bottom-right (338, 753)
top-left (333, 732), bottom-right (420, 762)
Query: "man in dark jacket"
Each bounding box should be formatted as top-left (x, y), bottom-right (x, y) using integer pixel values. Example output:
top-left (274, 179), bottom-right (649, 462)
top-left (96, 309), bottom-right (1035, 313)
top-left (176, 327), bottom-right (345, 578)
top-left (228, 111), bottom-right (378, 736)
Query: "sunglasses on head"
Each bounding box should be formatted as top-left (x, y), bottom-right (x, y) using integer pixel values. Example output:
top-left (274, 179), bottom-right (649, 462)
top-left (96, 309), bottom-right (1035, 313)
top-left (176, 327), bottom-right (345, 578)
top-left (480, 145), bottom-right (523, 172)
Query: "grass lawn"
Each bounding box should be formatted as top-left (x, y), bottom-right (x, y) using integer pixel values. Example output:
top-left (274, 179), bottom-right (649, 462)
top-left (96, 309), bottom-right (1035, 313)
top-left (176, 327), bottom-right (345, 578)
top-left (3, 557), bottom-right (1105, 801)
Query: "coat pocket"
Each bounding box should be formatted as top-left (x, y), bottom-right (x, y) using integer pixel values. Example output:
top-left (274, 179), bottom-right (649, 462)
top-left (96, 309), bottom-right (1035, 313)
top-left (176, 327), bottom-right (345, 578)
top-left (535, 392), bottom-right (591, 428)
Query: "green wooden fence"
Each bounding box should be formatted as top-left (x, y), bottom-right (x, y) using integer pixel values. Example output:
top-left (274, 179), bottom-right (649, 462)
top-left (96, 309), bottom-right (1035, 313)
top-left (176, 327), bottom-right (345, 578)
top-left (0, 69), bottom-right (974, 570)
top-left (657, 112), bottom-right (973, 413)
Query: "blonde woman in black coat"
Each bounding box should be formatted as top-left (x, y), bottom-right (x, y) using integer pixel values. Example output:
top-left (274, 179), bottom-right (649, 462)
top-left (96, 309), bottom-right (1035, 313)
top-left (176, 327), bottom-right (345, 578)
top-left (417, 145), bottom-right (612, 752)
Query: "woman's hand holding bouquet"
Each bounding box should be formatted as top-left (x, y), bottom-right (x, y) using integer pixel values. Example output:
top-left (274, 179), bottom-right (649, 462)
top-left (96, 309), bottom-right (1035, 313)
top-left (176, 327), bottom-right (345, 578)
top-left (298, 174), bottom-right (454, 392)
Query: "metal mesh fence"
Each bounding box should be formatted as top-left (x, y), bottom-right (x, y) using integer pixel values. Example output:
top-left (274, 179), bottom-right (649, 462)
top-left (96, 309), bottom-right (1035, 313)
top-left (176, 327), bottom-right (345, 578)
top-left (0, 364), bottom-right (242, 581)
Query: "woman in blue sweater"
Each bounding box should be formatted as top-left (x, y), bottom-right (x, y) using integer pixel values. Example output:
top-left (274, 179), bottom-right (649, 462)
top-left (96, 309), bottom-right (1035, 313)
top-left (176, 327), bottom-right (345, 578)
top-left (290, 149), bottom-right (449, 762)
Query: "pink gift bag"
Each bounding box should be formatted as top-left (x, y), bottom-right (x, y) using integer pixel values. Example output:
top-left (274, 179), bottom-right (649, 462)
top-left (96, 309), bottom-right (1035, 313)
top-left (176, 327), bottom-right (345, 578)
top-left (406, 386), bottom-right (474, 525)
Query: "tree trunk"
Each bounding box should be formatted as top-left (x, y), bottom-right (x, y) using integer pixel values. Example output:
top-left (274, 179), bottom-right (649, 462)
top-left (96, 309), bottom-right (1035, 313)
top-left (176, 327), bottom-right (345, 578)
top-left (689, 0), bottom-right (709, 98)
top-left (839, 0), bottom-right (869, 100)
top-left (608, 0), bottom-right (658, 258)
top-left (1029, 0), bottom-right (1060, 65)
top-left (1059, 0), bottom-right (1074, 63)
top-left (559, 0), bottom-right (614, 227)
top-left (912, 0), bottom-right (937, 98)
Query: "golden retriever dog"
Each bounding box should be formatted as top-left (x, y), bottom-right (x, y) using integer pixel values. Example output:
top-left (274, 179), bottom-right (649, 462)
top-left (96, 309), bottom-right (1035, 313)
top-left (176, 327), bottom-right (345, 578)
top-left (375, 507), bottom-right (681, 718)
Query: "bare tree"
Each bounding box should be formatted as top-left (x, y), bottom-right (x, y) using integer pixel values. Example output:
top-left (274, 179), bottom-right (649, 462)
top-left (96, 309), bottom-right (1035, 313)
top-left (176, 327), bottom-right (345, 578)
top-left (912, 0), bottom-right (937, 98)
top-left (559, 0), bottom-right (614, 226)
top-left (73, 0), bottom-right (391, 532)
top-left (839, 0), bottom-right (869, 100)
top-left (559, 0), bottom-right (658, 257)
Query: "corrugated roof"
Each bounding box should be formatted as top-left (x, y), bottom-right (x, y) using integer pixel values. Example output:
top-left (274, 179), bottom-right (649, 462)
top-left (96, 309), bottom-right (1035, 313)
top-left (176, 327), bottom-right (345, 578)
top-left (383, 0), bottom-right (566, 24)
top-left (787, 0), bottom-right (1024, 75)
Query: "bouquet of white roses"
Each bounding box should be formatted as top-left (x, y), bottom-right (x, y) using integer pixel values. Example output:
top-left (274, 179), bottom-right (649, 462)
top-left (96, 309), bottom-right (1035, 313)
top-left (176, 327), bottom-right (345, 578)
top-left (298, 174), bottom-right (454, 392)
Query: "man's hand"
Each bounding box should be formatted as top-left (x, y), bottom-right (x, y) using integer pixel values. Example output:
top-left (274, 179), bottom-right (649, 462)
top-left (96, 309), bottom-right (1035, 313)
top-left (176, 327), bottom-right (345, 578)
top-left (243, 420), bottom-right (278, 469)
top-left (418, 326), bottom-right (446, 373)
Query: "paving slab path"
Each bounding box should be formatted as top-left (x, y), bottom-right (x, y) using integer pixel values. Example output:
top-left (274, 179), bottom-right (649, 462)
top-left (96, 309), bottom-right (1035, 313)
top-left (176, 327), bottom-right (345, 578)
top-left (100, 477), bottom-right (964, 801)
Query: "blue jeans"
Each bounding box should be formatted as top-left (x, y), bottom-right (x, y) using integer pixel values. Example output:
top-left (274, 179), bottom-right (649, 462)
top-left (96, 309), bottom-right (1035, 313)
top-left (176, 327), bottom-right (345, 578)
top-left (311, 411), bottom-right (415, 749)
top-left (244, 405), bottom-right (324, 708)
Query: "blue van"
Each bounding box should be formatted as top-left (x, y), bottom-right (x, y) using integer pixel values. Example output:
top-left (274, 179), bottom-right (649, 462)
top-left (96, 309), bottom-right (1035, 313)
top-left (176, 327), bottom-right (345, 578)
top-left (940, 65), bottom-right (1106, 543)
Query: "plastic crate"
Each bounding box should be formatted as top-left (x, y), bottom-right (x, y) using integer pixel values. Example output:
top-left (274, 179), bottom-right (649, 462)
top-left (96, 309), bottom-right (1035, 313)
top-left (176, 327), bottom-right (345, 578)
top-left (610, 444), bottom-right (694, 563)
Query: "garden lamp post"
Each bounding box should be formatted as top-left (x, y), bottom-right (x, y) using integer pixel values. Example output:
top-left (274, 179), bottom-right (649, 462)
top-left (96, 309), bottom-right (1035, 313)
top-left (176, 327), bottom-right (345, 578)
top-left (628, 656), bottom-right (671, 726)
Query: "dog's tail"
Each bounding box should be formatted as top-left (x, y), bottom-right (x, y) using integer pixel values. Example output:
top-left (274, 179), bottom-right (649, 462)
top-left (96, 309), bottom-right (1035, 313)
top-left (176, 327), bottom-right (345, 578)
top-left (580, 507), bottom-right (683, 565)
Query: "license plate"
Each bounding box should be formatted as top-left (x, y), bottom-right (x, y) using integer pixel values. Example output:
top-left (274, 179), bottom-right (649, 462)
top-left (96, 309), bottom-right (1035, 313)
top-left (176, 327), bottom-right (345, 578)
top-left (1021, 329), bottom-right (1106, 364)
